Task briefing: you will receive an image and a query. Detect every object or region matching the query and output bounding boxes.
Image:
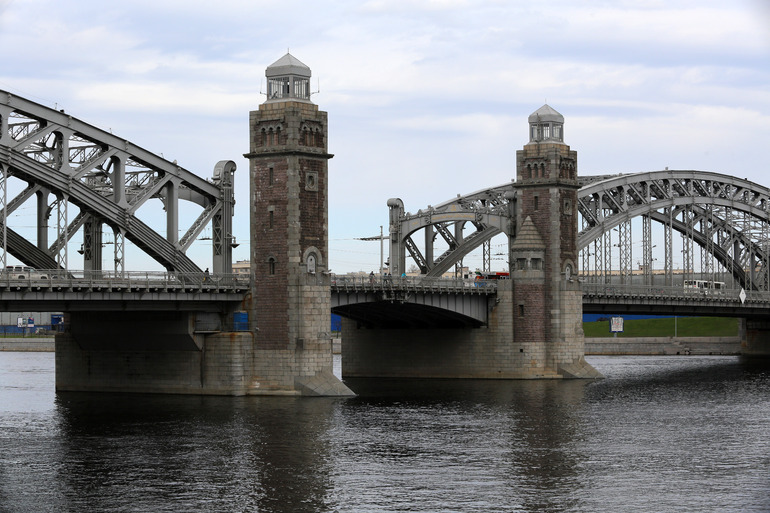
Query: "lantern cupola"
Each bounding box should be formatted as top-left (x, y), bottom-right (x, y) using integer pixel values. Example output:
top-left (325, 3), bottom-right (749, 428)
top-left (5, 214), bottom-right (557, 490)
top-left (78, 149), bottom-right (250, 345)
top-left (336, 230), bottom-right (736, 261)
top-left (265, 52), bottom-right (312, 103)
top-left (528, 104), bottom-right (564, 143)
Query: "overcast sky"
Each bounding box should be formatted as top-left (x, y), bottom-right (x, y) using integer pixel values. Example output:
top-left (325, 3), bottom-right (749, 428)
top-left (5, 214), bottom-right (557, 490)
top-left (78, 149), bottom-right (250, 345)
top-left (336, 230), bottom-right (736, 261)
top-left (1, 0), bottom-right (768, 273)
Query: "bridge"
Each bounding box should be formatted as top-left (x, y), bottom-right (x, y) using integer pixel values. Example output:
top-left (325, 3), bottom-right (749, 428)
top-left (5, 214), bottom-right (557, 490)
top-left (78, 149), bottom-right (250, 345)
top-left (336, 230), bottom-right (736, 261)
top-left (3, 54), bottom-right (769, 395)
top-left (337, 166), bottom-right (770, 377)
top-left (381, 170), bottom-right (770, 293)
top-left (335, 170), bottom-right (770, 320)
top-left (0, 86), bottom-right (267, 395)
top-left (0, 270), bottom-right (248, 311)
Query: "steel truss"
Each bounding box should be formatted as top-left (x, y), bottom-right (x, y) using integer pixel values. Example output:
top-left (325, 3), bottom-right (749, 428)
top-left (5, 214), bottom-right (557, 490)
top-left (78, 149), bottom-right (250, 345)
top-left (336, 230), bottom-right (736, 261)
top-left (578, 171), bottom-right (770, 292)
top-left (0, 90), bottom-right (236, 273)
top-left (386, 170), bottom-right (770, 293)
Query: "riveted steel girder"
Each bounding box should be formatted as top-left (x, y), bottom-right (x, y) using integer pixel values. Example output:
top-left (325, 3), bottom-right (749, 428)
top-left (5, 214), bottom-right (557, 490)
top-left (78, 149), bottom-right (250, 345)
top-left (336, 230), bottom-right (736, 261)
top-left (389, 170), bottom-right (770, 292)
top-left (0, 90), bottom-right (236, 273)
top-left (577, 170), bottom-right (770, 291)
top-left (387, 183), bottom-right (516, 277)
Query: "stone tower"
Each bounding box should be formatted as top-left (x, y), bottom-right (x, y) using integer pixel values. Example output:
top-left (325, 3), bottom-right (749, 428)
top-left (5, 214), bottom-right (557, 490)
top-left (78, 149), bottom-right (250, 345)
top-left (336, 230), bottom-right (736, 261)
top-left (244, 53), bottom-right (354, 395)
top-left (512, 105), bottom-right (600, 378)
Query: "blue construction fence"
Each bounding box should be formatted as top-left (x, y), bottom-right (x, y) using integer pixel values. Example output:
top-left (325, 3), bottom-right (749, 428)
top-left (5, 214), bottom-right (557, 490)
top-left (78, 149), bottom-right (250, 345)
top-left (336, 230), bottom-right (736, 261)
top-left (583, 314), bottom-right (674, 322)
top-left (331, 314), bottom-right (341, 333)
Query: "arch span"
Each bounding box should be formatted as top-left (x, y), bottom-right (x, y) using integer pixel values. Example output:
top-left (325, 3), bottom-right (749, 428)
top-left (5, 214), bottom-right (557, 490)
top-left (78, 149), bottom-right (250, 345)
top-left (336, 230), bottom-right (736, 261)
top-left (578, 171), bottom-right (770, 291)
top-left (387, 184), bottom-right (516, 277)
top-left (0, 90), bottom-right (236, 273)
top-left (386, 170), bottom-right (770, 291)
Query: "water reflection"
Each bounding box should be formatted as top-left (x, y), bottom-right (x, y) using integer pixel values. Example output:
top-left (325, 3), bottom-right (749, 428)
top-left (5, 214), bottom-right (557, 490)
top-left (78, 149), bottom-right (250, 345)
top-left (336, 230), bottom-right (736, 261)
top-left (0, 354), bottom-right (768, 512)
top-left (54, 393), bottom-right (344, 512)
top-left (334, 378), bottom-right (595, 511)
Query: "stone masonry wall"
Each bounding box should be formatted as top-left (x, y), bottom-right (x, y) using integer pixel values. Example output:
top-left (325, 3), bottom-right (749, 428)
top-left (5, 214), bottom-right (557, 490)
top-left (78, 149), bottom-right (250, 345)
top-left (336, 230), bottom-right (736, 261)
top-left (55, 332), bottom-right (256, 395)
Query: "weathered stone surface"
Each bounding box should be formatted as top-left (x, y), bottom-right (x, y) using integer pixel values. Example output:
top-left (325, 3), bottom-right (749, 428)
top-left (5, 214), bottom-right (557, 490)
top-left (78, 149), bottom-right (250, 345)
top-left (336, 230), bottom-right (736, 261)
top-left (244, 57), bottom-right (350, 395)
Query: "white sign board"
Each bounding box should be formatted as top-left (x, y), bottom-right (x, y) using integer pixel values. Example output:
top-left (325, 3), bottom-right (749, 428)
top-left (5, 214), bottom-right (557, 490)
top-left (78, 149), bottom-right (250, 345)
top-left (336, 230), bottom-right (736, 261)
top-left (17, 317), bottom-right (25, 328)
top-left (610, 316), bottom-right (624, 333)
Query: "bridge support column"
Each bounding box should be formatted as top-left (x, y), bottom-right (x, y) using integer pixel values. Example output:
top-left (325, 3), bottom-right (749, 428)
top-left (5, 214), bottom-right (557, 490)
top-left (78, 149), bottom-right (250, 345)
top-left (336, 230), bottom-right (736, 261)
top-left (36, 187), bottom-right (49, 251)
top-left (82, 216), bottom-right (102, 272)
top-left (743, 319), bottom-right (770, 357)
top-left (243, 53), bottom-right (353, 396)
top-left (511, 104), bottom-right (600, 379)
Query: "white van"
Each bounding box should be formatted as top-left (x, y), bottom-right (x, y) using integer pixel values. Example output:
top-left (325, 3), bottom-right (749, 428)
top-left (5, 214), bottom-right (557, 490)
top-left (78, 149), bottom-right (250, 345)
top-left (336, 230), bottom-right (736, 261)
top-left (3, 266), bottom-right (49, 279)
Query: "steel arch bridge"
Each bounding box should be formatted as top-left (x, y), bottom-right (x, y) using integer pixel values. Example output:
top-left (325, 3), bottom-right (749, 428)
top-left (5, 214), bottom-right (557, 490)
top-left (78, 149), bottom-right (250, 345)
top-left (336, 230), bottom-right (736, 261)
top-left (0, 91), bottom-right (236, 275)
top-left (387, 170), bottom-right (770, 293)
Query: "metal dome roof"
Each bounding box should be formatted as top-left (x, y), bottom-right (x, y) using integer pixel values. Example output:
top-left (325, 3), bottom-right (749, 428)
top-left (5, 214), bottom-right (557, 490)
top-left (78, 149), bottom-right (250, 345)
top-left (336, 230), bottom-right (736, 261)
top-left (266, 52), bottom-right (311, 78)
top-left (528, 104), bottom-right (564, 124)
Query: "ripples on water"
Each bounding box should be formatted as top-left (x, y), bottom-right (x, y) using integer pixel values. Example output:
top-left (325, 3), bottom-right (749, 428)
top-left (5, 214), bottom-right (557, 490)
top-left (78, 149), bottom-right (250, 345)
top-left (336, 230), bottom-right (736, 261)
top-left (0, 353), bottom-right (768, 512)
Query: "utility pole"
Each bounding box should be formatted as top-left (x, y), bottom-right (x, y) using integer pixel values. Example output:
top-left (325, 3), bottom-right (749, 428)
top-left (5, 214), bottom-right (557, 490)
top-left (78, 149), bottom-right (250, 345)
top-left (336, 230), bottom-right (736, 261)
top-left (357, 226), bottom-right (390, 275)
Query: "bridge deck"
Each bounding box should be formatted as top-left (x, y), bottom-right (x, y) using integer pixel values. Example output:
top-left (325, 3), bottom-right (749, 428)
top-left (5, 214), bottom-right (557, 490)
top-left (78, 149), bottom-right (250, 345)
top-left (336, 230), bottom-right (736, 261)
top-left (582, 282), bottom-right (770, 318)
top-left (331, 276), bottom-right (496, 328)
top-left (0, 271), bottom-right (249, 311)
top-left (331, 275), bottom-right (498, 295)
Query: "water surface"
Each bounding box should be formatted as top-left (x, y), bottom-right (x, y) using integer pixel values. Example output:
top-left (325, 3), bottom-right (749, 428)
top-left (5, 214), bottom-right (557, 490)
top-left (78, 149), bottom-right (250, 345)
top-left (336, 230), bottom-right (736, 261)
top-left (0, 353), bottom-right (768, 512)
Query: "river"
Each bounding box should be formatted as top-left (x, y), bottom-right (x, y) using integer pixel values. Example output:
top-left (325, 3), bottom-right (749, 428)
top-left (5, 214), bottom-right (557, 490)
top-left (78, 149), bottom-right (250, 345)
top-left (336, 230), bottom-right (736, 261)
top-left (0, 352), bottom-right (768, 512)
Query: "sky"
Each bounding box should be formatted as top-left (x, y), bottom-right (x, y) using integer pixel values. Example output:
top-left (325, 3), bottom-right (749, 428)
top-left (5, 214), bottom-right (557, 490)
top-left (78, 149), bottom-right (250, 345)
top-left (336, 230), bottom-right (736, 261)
top-left (1, 0), bottom-right (768, 274)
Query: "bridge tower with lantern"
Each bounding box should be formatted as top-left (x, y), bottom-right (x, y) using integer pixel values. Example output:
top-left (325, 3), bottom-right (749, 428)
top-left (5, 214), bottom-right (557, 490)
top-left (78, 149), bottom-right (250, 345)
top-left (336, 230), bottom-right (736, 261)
top-left (511, 104), bottom-right (599, 378)
top-left (244, 53), bottom-right (353, 396)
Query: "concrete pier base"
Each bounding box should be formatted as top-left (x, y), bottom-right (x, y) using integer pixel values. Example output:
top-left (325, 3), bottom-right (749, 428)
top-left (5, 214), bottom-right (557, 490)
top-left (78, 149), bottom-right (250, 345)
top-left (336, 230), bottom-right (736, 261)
top-left (341, 322), bottom-right (601, 379)
top-left (56, 332), bottom-right (353, 396)
top-left (341, 285), bottom-right (602, 380)
top-left (744, 320), bottom-right (770, 357)
top-left (55, 310), bottom-right (354, 396)
top-left (55, 331), bottom-right (254, 395)
top-left (249, 342), bottom-right (354, 396)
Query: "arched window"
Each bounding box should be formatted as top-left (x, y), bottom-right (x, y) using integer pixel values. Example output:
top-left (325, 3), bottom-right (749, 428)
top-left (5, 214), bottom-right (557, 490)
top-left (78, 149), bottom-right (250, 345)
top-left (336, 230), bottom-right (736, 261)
top-left (268, 257), bottom-right (276, 275)
top-left (307, 254), bottom-right (316, 273)
top-left (260, 128), bottom-right (267, 146)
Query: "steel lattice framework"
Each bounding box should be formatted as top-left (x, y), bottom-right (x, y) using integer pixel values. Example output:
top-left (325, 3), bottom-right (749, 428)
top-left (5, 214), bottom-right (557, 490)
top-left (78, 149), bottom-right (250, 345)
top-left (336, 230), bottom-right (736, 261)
top-left (387, 171), bottom-right (770, 292)
top-left (578, 171), bottom-right (770, 291)
top-left (386, 185), bottom-right (516, 277)
top-left (0, 90), bottom-right (236, 275)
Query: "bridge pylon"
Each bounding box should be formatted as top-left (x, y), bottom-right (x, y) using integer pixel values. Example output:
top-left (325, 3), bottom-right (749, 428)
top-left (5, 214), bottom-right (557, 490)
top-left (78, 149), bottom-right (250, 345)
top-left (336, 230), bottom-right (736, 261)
top-left (244, 53), bottom-right (354, 396)
top-left (512, 104), bottom-right (600, 378)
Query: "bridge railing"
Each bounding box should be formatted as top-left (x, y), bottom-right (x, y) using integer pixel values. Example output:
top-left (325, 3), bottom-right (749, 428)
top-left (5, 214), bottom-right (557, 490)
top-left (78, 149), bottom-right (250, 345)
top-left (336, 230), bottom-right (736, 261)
top-left (330, 274), bottom-right (499, 294)
top-left (582, 282), bottom-right (770, 304)
top-left (0, 269), bottom-right (250, 292)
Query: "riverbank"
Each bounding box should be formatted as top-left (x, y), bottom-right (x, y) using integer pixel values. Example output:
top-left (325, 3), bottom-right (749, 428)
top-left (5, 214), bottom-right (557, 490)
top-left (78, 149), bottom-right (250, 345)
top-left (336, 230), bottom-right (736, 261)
top-left (0, 337), bottom-right (55, 352)
top-left (0, 335), bottom-right (739, 356)
top-left (585, 336), bottom-right (741, 355)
